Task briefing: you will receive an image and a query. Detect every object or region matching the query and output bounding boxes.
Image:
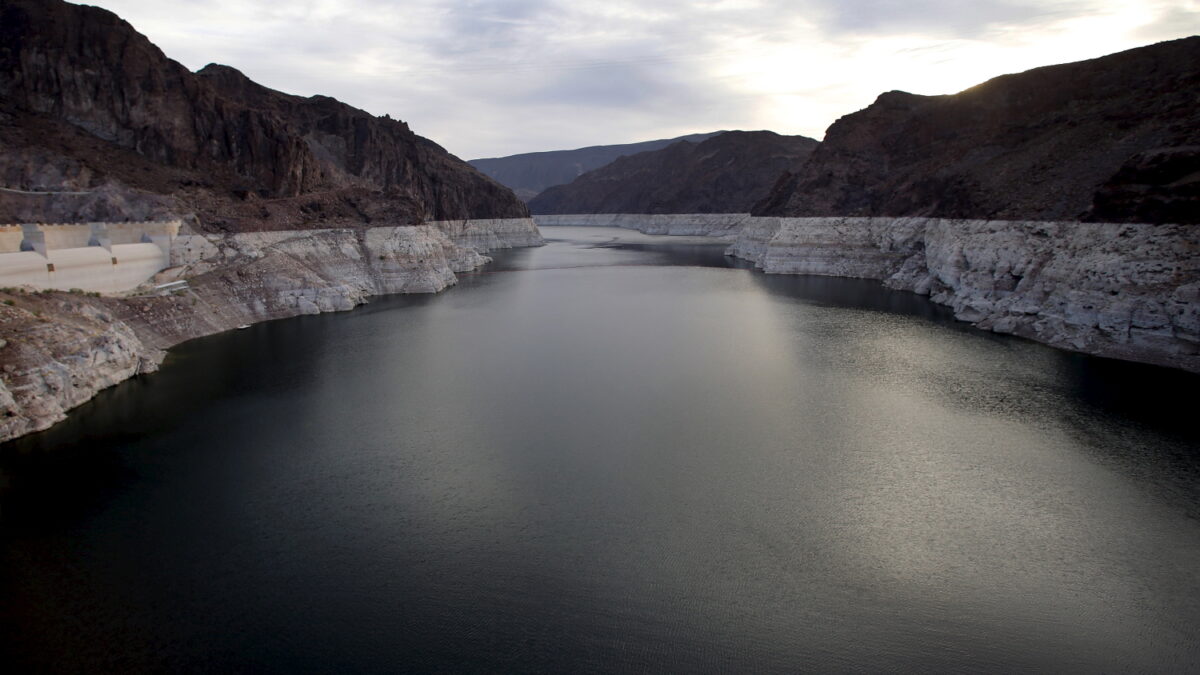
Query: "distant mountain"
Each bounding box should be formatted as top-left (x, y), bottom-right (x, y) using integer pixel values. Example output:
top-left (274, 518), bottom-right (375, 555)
top-left (528, 131), bottom-right (818, 215)
top-left (469, 132), bottom-right (724, 201)
top-left (0, 0), bottom-right (526, 230)
top-left (754, 36), bottom-right (1200, 224)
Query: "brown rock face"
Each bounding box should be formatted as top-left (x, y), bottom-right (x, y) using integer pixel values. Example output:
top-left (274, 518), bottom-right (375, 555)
top-left (0, 0), bottom-right (527, 230)
top-left (1089, 146), bottom-right (1200, 224)
top-left (529, 131), bottom-right (818, 214)
top-left (469, 132), bottom-right (724, 201)
top-left (754, 37), bottom-right (1200, 224)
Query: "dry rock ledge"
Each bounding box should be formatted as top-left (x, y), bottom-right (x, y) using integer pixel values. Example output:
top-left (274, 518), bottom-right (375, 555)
top-left (533, 213), bottom-right (750, 239)
top-left (538, 213), bottom-right (1198, 371)
top-left (729, 217), bottom-right (1199, 372)
top-left (0, 218), bottom-right (542, 443)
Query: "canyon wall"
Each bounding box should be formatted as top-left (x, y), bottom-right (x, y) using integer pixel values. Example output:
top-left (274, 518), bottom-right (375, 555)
top-left (754, 37), bottom-right (1200, 223)
top-left (0, 0), bottom-right (547, 443)
top-left (729, 217), bottom-right (1200, 372)
top-left (0, 218), bottom-right (542, 442)
top-left (0, 0), bottom-right (528, 230)
top-left (470, 132), bottom-right (723, 201)
top-left (530, 131), bottom-right (817, 215)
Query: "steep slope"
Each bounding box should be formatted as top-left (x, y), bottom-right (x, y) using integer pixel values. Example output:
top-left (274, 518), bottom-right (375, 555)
top-left (0, 0), bottom-right (544, 443)
top-left (728, 216), bottom-right (1200, 372)
top-left (528, 131), bottom-right (818, 214)
top-left (754, 37), bottom-right (1200, 223)
top-left (469, 132), bottom-right (723, 201)
top-left (0, 0), bottom-right (527, 230)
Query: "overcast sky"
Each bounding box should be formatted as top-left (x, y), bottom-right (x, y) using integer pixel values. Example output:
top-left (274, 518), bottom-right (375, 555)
top-left (87, 0), bottom-right (1199, 160)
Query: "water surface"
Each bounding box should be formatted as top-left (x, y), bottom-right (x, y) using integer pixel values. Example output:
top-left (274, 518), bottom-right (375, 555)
top-left (3, 226), bottom-right (1199, 672)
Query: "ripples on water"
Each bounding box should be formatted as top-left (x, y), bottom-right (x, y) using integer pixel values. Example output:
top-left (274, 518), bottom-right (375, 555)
top-left (2, 227), bottom-right (1198, 672)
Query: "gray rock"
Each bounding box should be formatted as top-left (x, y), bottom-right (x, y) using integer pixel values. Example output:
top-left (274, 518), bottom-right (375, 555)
top-left (533, 213), bottom-right (750, 239)
top-left (728, 216), bottom-right (1200, 372)
top-left (0, 219), bottom-right (543, 442)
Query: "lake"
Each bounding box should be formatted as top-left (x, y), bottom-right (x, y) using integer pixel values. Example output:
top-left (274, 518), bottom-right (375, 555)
top-left (2, 226), bottom-right (1198, 672)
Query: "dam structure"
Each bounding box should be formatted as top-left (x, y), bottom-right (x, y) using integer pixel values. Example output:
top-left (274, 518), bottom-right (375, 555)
top-left (0, 220), bottom-right (181, 293)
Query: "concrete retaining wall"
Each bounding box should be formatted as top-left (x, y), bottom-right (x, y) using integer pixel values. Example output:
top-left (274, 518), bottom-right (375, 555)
top-left (0, 220), bottom-right (181, 292)
top-left (39, 224), bottom-right (94, 249)
top-left (0, 225), bottom-right (22, 253)
top-left (0, 244), bottom-right (168, 293)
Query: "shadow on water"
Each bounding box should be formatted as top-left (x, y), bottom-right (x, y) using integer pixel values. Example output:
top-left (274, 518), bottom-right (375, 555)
top-left (600, 241), bottom-right (734, 268)
top-left (2, 225), bottom-right (1199, 672)
top-left (5, 229), bottom-right (1198, 532)
top-left (1053, 352), bottom-right (1198, 441)
top-left (744, 269), bottom-right (959, 323)
top-left (0, 297), bottom-right (440, 531)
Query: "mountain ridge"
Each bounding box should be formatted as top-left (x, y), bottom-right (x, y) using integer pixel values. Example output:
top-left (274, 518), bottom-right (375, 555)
top-left (753, 36), bottom-right (1200, 223)
top-left (469, 132), bottom-right (724, 201)
top-left (0, 0), bottom-right (527, 231)
top-left (528, 130), bottom-right (818, 215)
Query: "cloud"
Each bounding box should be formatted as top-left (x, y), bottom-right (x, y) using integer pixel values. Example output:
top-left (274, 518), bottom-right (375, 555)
top-left (816, 0), bottom-right (1087, 37)
top-left (87, 0), bottom-right (1200, 159)
top-left (1135, 4), bottom-right (1200, 41)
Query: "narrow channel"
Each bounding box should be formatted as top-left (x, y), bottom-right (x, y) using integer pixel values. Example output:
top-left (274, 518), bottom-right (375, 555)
top-left (2, 227), bottom-right (1198, 672)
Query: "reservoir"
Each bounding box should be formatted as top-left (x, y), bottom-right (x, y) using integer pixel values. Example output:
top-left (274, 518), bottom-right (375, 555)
top-left (2, 226), bottom-right (1199, 671)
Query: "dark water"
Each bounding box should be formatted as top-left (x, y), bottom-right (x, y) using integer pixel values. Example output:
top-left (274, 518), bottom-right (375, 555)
top-left (3, 226), bottom-right (1199, 672)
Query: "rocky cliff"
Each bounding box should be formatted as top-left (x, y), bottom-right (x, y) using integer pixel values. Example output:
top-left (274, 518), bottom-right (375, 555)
top-left (729, 217), bottom-right (1200, 372)
top-left (469, 132), bottom-right (723, 201)
top-left (0, 0), bottom-right (528, 230)
top-left (0, 0), bottom-right (546, 444)
top-left (0, 218), bottom-right (542, 442)
top-left (530, 131), bottom-right (818, 215)
top-left (754, 37), bottom-right (1200, 223)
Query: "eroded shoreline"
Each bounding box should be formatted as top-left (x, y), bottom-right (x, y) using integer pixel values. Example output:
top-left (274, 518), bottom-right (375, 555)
top-left (0, 218), bottom-right (543, 442)
top-left (543, 214), bottom-right (1199, 372)
top-left (728, 216), bottom-right (1199, 373)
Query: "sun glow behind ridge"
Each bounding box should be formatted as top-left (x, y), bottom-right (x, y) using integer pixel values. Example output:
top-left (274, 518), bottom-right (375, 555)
top-left (80, 0), bottom-right (1200, 157)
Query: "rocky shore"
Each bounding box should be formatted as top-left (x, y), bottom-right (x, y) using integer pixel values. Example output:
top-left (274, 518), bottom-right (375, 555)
top-left (0, 219), bottom-right (542, 442)
top-left (729, 216), bottom-right (1199, 372)
top-left (533, 214), bottom-right (749, 239)
top-left (0, 1), bottom-right (554, 445)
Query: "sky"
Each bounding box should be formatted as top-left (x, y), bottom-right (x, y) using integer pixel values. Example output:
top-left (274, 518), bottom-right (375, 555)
top-left (86, 0), bottom-right (1199, 160)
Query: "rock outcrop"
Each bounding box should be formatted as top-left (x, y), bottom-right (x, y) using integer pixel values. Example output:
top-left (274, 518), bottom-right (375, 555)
top-left (469, 132), bottom-right (723, 201)
top-left (0, 0), bottom-right (528, 230)
top-left (729, 217), bottom-right (1200, 372)
top-left (0, 218), bottom-right (542, 442)
top-left (0, 0), bottom-right (547, 444)
top-left (530, 131), bottom-right (818, 215)
top-left (754, 37), bottom-right (1200, 223)
top-left (0, 293), bottom-right (159, 443)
